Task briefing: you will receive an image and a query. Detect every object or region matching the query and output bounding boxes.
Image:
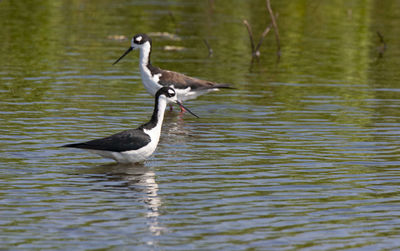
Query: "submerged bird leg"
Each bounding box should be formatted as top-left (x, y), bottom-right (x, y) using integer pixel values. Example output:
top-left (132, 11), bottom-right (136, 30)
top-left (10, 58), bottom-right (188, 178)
top-left (179, 103), bottom-right (186, 113)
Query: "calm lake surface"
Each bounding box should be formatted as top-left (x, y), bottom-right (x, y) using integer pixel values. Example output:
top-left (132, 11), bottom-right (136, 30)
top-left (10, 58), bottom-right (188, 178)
top-left (1, 0), bottom-right (400, 250)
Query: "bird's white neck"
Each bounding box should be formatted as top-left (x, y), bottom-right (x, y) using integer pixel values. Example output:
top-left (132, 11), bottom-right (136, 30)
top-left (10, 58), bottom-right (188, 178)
top-left (138, 42), bottom-right (161, 96)
top-left (139, 42), bottom-right (152, 68)
top-left (142, 95), bottom-right (167, 145)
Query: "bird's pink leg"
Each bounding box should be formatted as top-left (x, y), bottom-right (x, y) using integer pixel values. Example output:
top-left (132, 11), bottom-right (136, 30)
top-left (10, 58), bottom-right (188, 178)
top-left (179, 102), bottom-right (186, 114)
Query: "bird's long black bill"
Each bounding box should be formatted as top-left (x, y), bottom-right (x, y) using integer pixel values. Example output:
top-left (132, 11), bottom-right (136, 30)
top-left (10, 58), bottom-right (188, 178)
top-left (176, 101), bottom-right (199, 118)
top-left (113, 47), bottom-right (133, 65)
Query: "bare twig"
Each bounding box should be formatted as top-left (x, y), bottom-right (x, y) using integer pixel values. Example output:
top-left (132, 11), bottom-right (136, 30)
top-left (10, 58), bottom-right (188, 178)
top-left (243, 20), bottom-right (256, 56)
top-left (203, 39), bottom-right (213, 57)
top-left (208, 0), bottom-right (215, 12)
top-left (255, 13), bottom-right (279, 53)
top-left (255, 26), bottom-right (272, 53)
top-left (377, 31), bottom-right (384, 43)
top-left (243, 12), bottom-right (279, 62)
top-left (266, 0), bottom-right (281, 58)
top-left (376, 31), bottom-right (387, 58)
top-left (168, 11), bottom-right (176, 25)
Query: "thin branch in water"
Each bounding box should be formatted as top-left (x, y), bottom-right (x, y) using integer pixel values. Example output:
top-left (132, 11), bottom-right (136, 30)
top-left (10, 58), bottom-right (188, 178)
top-left (203, 39), bottom-right (213, 57)
top-left (266, 0), bottom-right (281, 58)
top-left (376, 31), bottom-right (387, 58)
top-left (243, 20), bottom-right (256, 56)
top-left (254, 26), bottom-right (271, 54)
top-left (244, 13), bottom-right (279, 63)
top-left (168, 11), bottom-right (176, 25)
top-left (208, 0), bottom-right (215, 12)
top-left (255, 13), bottom-right (279, 53)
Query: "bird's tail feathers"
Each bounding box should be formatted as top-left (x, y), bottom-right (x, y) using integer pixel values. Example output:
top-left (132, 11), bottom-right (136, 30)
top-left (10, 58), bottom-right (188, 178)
top-left (62, 143), bottom-right (85, 148)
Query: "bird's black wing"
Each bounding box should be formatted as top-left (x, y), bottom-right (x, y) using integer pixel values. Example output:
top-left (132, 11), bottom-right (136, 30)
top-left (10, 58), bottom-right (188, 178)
top-left (63, 129), bottom-right (151, 152)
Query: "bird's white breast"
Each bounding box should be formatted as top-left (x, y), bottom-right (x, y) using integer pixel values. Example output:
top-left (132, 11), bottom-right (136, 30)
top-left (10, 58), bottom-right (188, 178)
top-left (140, 68), bottom-right (162, 97)
top-left (138, 42), bottom-right (163, 97)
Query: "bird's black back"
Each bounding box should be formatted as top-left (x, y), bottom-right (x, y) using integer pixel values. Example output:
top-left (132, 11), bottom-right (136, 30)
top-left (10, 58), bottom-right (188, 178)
top-left (63, 128), bottom-right (151, 152)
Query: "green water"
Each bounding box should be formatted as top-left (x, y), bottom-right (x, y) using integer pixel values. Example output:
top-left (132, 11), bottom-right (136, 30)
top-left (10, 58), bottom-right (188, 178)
top-left (1, 0), bottom-right (400, 249)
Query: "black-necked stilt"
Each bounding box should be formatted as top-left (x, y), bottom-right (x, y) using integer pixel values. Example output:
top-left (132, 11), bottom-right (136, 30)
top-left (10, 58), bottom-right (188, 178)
top-left (113, 33), bottom-right (233, 105)
top-left (62, 87), bottom-right (198, 164)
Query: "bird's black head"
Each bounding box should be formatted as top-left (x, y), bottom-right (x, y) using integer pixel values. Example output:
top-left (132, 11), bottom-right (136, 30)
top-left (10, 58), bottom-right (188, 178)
top-left (112, 33), bottom-right (152, 65)
top-left (156, 87), bottom-right (199, 118)
top-left (132, 33), bottom-right (152, 46)
top-left (156, 87), bottom-right (176, 99)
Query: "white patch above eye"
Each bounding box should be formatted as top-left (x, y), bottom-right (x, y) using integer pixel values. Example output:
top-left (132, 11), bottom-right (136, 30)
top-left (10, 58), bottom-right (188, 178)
top-left (135, 36), bottom-right (142, 42)
top-left (168, 89), bottom-right (175, 95)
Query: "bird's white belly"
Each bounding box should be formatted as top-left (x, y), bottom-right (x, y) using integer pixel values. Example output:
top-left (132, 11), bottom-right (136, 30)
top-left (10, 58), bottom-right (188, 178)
top-left (87, 128), bottom-right (161, 164)
top-left (175, 87), bottom-right (218, 102)
top-left (88, 141), bottom-right (158, 164)
top-left (88, 146), bottom-right (155, 164)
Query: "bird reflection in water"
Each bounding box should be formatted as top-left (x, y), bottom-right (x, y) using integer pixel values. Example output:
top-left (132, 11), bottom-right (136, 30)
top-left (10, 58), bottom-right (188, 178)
top-left (82, 163), bottom-right (165, 236)
top-left (163, 112), bottom-right (194, 139)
